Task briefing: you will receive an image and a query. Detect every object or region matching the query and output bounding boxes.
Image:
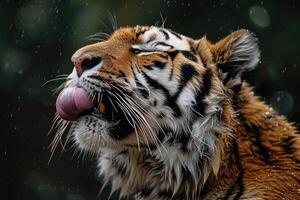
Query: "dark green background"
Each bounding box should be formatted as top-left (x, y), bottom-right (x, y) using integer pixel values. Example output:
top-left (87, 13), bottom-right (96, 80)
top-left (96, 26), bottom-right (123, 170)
top-left (1, 0), bottom-right (299, 199)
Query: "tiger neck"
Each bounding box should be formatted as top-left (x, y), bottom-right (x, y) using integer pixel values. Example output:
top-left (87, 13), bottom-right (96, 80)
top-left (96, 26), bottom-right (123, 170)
top-left (98, 81), bottom-right (296, 199)
top-left (98, 88), bottom-right (235, 199)
top-left (99, 137), bottom-right (221, 199)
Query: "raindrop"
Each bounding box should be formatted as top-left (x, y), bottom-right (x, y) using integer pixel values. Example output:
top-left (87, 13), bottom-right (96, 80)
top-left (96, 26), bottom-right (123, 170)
top-left (282, 67), bottom-right (287, 73)
top-left (271, 91), bottom-right (294, 115)
top-left (4, 62), bottom-right (10, 69)
top-left (249, 6), bottom-right (270, 28)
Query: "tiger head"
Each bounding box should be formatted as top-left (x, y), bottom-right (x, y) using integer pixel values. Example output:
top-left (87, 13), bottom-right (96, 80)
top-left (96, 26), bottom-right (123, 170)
top-left (55, 26), bottom-right (260, 155)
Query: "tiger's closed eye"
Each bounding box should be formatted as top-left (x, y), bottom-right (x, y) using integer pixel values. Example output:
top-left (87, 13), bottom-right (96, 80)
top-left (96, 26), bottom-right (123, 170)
top-left (131, 46), bottom-right (163, 55)
top-left (131, 47), bottom-right (143, 54)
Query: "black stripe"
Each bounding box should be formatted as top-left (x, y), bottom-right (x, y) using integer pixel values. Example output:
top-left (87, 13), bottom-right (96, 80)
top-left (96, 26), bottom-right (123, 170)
top-left (231, 83), bottom-right (242, 110)
top-left (233, 140), bottom-right (244, 200)
top-left (217, 60), bottom-right (246, 85)
top-left (181, 51), bottom-right (198, 62)
top-left (157, 53), bottom-right (168, 59)
top-left (155, 41), bottom-right (173, 48)
top-left (153, 61), bottom-right (166, 69)
top-left (168, 50), bottom-right (179, 61)
top-left (169, 68), bottom-right (174, 81)
top-left (142, 72), bottom-right (170, 99)
top-left (158, 188), bottom-right (173, 198)
top-left (157, 126), bottom-right (172, 142)
top-left (117, 149), bottom-right (128, 155)
top-left (139, 186), bottom-right (153, 198)
top-left (282, 136), bottom-right (296, 154)
top-left (143, 64), bottom-right (200, 118)
top-left (135, 76), bottom-right (149, 98)
top-left (142, 71), bottom-right (183, 117)
top-left (130, 65), bottom-right (138, 76)
top-left (118, 70), bottom-right (129, 83)
top-left (181, 166), bottom-right (194, 183)
top-left (146, 34), bottom-right (156, 43)
top-left (222, 141), bottom-right (244, 200)
top-left (173, 64), bottom-right (198, 98)
top-left (199, 182), bottom-right (211, 199)
top-left (168, 51), bottom-right (179, 81)
top-left (165, 64), bottom-right (198, 117)
top-left (168, 29), bottom-right (182, 39)
top-left (144, 64), bottom-right (153, 70)
top-left (112, 158), bottom-right (127, 177)
top-left (144, 61), bottom-right (166, 70)
top-left (160, 29), bottom-right (170, 40)
top-left (244, 124), bottom-right (271, 164)
top-left (108, 114), bottom-right (135, 140)
top-left (167, 130), bottom-right (191, 152)
top-left (191, 69), bottom-right (212, 119)
top-left (106, 86), bottom-right (135, 140)
top-left (166, 97), bottom-right (182, 117)
top-left (218, 60), bottom-right (246, 73)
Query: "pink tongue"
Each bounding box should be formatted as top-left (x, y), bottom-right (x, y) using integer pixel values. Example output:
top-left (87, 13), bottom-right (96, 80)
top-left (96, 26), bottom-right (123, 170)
top-left (56, 87), bottom-right (94, 120)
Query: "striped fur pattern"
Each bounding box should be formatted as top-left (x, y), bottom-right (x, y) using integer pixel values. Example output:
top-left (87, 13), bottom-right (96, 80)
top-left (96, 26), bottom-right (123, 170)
top-left (54, 26), bottom-right (300, 199)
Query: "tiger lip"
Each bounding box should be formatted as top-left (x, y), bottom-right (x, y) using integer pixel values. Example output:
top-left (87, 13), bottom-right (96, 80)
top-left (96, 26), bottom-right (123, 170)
top-left (55, 86), bottom-right (124, 123)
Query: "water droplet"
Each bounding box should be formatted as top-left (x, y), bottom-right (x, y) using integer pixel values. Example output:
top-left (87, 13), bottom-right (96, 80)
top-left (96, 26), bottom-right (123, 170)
top-left (271, 91), bottom-right (294, 115)
top-left (249, 6), bottom-right (270, 28)
top-left (282, 67), bottom-right (287, 73)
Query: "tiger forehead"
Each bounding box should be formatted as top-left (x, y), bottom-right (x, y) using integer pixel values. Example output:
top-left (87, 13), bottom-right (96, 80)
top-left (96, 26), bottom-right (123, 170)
top-left (110, 26), bottom-right (191, 50)
top-left (146, 27), bottom-right (189, 49)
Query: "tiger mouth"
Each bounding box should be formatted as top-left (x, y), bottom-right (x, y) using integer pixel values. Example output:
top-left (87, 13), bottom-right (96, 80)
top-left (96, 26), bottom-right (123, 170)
top-left (89, 93), bottom-right (124, 123)
top-left (88, 93), bottom-right (136, 140)
top-left (56, 86), bottom-right (135, 139)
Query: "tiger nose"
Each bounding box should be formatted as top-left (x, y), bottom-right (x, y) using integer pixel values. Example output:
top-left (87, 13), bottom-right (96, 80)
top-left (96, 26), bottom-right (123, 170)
top-left (71, 52), bottom-right (102, 77)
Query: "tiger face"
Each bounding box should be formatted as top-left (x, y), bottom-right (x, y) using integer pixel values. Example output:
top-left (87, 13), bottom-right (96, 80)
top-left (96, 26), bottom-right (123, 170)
top-left (55, 26), bottom-right (259, 154)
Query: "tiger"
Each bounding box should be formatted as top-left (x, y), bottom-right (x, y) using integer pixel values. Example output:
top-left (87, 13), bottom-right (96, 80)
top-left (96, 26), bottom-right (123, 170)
top-left (53, 25), bottom-right (300, 200)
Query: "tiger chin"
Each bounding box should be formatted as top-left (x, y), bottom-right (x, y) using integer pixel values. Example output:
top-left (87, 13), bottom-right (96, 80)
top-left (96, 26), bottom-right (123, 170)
top-left (53, 26), bottom-right (300, 200)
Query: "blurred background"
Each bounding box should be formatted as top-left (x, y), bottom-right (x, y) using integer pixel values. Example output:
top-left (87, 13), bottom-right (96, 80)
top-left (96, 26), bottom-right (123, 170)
top-left (1, 0), bottom-right (299, 199)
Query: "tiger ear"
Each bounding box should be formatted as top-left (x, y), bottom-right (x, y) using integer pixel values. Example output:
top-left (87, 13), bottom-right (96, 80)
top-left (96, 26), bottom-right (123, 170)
top-left (199, 29), bottom-right (260, 86)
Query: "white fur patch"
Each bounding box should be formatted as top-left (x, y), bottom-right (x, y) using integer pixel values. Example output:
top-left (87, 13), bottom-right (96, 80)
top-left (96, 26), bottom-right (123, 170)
top-left (71, 115), bottom-right (112, 152)
top-left (135, 27), bottom-right (190, 53)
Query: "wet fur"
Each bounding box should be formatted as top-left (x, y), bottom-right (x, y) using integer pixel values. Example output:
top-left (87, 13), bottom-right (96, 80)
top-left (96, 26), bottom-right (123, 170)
top-left (53, 26), bottom-right (300, 199)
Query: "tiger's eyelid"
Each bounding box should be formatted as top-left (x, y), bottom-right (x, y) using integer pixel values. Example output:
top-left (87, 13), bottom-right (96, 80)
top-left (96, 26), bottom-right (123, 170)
top-left (131, 47), bottom-right (142, 54)
top-left (131, 45), bottom-right (160, 53)
top-left (131, 47), bottom-right (151, 54)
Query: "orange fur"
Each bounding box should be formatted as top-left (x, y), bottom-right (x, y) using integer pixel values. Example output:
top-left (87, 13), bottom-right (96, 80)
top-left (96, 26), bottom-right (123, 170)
top-left (59, 26), bottom-right (300, 199)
